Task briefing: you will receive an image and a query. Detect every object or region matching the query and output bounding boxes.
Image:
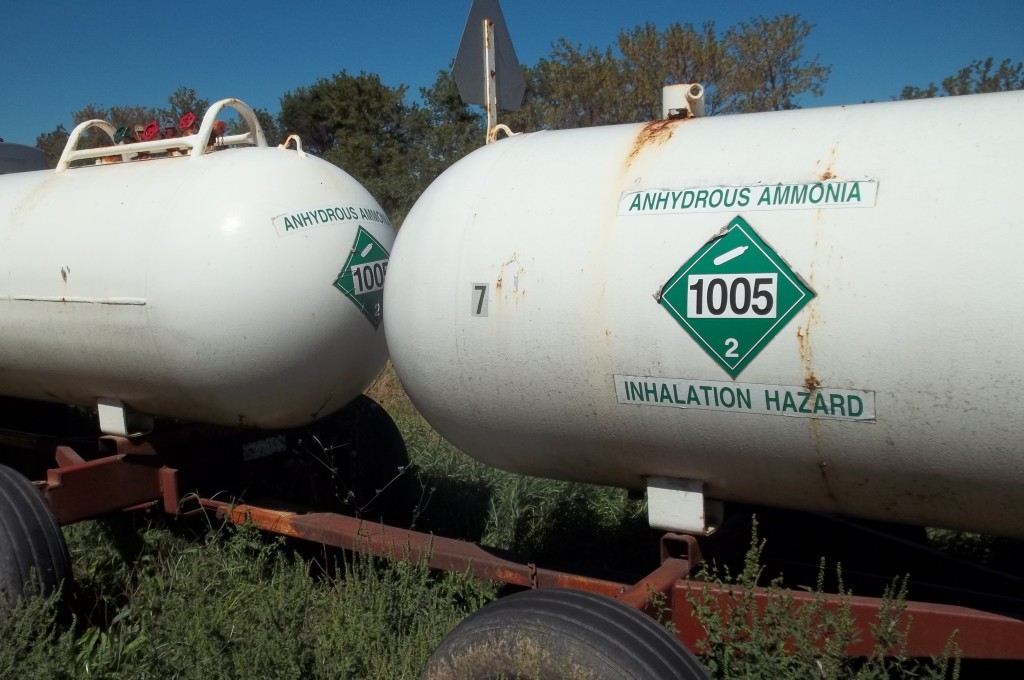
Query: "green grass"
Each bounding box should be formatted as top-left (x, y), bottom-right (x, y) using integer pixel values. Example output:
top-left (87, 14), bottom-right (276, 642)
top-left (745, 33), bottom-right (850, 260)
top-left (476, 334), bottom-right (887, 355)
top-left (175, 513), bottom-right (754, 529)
top-left (1, 516), bottom-right (495, 680)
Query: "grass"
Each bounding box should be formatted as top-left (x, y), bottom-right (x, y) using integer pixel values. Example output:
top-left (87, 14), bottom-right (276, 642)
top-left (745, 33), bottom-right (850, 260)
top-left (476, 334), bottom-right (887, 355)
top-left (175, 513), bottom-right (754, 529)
top-left (366, 364), bottom-right (657, 576)
top-left (1, 516), bottom-right (495, 680)
top-left (0, 363), bottom-right (1002, 678)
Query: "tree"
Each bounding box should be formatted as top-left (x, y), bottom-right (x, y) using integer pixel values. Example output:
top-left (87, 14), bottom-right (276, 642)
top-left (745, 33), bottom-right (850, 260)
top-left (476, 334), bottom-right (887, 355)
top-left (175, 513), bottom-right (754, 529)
top-left (530, 39), bottom-right (632, 129)
top-left (899, 57), bottom-right (1024, 99)
top-left (35, 124), bottom-right (70, 168)
top-left (719, 15), bottom-right (830, 113)
top-left (279, 71), bottom-right (423, 224)
top-left (226, 107), bottom-right (284, 147)
top-left (31, 87), bottom-right (209, 166)
top-left (501, 63), bottom-right (554, 132)
top-left (502, 15), bottom-right (827, 132)
top-left (251, 108), bottom-right (283, 147)
top-left (417, 69), bottom-right (485, 178)
top-left (617, 21), bottom-right (726, 118)
top-left (160, 86), bottom-right (209, 128)
top-left (70, 103), bottom-right (159, 149)
top-left (106, 105), bottom-right (161, 131)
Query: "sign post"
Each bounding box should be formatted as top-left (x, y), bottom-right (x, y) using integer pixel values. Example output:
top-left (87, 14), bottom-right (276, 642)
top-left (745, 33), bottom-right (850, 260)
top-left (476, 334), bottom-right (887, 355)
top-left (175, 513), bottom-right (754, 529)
top-left (452, 0), bottom-right (526, 143)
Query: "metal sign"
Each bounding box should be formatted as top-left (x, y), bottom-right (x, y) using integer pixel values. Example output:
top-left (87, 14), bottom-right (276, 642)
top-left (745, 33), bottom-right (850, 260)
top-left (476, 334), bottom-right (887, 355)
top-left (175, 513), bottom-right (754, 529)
top-left (452, 0), bottom-right (526, 111)
top-left (659, 216), bottom-right (815, 378)
top-left (334, 226), bottom-right (390, 328)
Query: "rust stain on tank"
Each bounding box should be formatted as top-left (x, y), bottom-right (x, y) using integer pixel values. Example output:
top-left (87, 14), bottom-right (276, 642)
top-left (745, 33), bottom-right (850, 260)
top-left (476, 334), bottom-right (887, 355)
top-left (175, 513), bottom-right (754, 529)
top-left (797, 292), bottom-right (836, 507)
top-left (626, 118), bottom-right (681, 168)
top-left (797, 305), bottom-right (823, 388)
top-left (817, 147), bottom-right (838, 182)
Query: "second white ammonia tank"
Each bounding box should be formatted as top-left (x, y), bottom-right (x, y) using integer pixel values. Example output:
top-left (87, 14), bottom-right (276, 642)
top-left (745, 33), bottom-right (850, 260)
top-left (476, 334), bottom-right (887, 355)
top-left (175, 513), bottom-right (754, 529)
top-left (385, 91), bottom-right (1024, 538)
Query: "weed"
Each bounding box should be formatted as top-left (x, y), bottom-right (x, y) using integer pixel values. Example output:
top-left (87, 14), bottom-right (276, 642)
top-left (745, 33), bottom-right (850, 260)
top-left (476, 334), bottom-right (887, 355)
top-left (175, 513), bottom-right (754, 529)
top-left (687, 519), bottom-right (961, 679)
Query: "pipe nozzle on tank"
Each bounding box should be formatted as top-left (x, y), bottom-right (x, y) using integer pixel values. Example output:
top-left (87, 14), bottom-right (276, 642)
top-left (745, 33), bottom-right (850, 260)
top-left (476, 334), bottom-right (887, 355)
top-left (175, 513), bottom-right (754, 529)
top-left (662, 83), bottom-right (705, 120)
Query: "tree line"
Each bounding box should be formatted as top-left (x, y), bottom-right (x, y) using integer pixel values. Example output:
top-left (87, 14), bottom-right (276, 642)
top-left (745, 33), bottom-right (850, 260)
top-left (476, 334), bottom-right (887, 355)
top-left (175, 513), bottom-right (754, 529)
top-left (33, 16), bottom-right (1022, 226)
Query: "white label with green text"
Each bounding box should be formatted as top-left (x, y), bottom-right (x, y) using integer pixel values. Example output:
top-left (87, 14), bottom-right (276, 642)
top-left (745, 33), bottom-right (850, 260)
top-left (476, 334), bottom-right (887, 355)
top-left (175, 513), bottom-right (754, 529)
top-left (614, 375), bottom-right (875, 422)
top-left (619, 180), bottom-right (878, 215)
top-left (273, 205), bottom-right (392, 236)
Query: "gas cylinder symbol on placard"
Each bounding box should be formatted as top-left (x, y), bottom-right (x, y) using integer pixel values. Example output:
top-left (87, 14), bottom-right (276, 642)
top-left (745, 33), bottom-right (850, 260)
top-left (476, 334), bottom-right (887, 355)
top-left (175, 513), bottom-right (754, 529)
top-left (334, 226), bottom-right (391, 328)
top-left (659, 216), bottom-right (815, 378)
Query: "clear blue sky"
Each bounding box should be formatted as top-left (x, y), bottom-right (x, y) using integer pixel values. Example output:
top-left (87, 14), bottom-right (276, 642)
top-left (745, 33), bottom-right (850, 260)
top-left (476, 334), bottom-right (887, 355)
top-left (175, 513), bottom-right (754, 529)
top-left (2, 0), bottom-right (1022, 146)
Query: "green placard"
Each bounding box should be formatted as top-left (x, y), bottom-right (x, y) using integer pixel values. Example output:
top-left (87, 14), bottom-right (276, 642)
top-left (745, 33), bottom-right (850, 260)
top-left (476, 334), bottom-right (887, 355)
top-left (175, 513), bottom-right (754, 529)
top-left (334, 226), bottom-right (390, 328)
top-left (659, 216), bottom-right (815, 378)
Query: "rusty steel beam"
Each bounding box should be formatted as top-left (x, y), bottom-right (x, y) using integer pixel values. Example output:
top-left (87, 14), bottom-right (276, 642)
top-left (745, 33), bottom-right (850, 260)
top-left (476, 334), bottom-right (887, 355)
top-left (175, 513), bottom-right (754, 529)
top-left (670, 579), bottom-right (1024, 660)
top-left (30, 444), bottom-right (1022, 662)
top-left (614, 534), bottom-right (702, 609)
top-left (203, 498), bottom-right (1023, 660)
top-left (40, 449), bottom-right (172, 524)
top-left (200, 499), bottom-right (636, 598)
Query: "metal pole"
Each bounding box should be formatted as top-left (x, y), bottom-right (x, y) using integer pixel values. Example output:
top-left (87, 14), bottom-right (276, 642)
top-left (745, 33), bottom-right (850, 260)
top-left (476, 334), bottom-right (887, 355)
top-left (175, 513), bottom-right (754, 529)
top-left (484, 18), bottom-right (497, 144)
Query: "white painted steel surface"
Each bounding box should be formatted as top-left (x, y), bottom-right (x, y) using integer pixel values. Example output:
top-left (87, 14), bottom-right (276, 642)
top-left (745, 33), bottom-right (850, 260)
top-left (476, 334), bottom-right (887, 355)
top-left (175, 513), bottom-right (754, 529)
top-left (385, 91), bottom-right (1024, 537)
top-left (0, 104), bottom-right (393, 429)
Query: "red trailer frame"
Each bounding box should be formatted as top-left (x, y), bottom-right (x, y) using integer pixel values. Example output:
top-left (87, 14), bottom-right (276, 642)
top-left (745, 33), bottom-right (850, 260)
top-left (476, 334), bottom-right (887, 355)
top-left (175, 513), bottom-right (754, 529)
top-left (29, 432), bottom-right (1024, 662)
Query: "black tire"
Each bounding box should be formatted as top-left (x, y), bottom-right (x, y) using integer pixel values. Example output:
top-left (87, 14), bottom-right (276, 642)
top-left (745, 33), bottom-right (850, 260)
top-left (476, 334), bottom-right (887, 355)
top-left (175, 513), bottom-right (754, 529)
top-left (421, 589), bottom-right (710, 680)
top-left (0, 465), bottom-right (71, 618)
top-left (274, 395), bottom-right (412, 524)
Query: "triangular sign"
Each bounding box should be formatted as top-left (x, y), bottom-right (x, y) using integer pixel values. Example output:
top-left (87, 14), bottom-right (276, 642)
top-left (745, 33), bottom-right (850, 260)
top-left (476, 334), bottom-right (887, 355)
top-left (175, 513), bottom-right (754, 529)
top-left (452, 0), bottom-right (526, 111)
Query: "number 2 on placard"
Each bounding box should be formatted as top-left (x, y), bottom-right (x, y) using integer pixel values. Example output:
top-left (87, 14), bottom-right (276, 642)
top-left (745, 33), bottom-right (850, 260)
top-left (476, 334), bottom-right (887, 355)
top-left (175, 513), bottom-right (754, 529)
top-left (724, 338), bottom-right (739, 358)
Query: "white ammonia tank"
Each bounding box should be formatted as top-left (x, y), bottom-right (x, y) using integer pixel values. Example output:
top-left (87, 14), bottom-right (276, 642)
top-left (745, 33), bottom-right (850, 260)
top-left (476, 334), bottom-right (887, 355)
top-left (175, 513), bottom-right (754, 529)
top-left (385, 91), bottom-right (1024, 538)
top-left (0, 99), bottom-right (394, 430)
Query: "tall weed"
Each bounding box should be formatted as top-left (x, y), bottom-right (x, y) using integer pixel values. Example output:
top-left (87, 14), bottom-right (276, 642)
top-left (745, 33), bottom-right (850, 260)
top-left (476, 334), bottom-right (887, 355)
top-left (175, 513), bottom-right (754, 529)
top-left (688, 520), bottom-right (962, 680)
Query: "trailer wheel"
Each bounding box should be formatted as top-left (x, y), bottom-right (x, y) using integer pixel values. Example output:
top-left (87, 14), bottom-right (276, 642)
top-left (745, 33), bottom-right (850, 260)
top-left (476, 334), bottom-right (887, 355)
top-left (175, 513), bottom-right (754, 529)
top-left (284, 395), bottom-right (412, 523)
top-left (420, 589), bottom-right (710, 680)
top-left (0, 465), bottom-right (70, 618)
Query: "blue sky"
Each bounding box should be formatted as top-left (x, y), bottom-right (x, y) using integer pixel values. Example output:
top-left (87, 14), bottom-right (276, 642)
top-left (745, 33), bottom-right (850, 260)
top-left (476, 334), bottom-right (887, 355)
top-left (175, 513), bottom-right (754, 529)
top-left (2, 1), bottom-right (1022, 145)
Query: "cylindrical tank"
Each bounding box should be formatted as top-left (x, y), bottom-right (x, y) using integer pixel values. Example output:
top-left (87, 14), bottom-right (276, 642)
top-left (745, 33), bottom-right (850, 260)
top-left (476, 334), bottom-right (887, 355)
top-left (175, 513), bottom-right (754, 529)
top-left (0, 102), bottom-right (393, 429)
top-left (385, 91), bottom-right (1024, 538)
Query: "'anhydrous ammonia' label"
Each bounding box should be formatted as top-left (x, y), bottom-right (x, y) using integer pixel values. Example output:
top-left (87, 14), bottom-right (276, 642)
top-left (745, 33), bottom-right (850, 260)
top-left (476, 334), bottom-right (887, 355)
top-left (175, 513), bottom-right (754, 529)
top-left (273, 205), bottom-right (392, 236)
top-left (659, 216), bottom-right (814, 378)
top-left (619, 180), bottom-right (877, 215)
top-left (614, 375), bottom-right (875, 422)
top-left (334, 226), bottom-right (390, 328)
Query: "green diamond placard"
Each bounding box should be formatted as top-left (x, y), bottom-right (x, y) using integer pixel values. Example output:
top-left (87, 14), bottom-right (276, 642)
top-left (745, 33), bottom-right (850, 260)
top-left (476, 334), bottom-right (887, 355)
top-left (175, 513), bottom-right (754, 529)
top-left (334, 226), bottom-right (390, 328)
top-left (659, 216), bottom-right (814, 378)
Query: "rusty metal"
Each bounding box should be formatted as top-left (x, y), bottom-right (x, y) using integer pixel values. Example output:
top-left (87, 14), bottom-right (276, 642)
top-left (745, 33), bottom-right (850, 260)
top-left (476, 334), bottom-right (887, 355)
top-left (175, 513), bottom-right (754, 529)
top-left (99, 435), bottom-right (157, 456)
top-left (669, 579), bottom-right (1024, 660)
top-left (26, 438), bottom-right (1024, 661)
top-left (160, 466), bottom-right (180, 515)
top-left (39, 451), bottom-right (174, 524)
top-left (54, 445), bottom-right (85, 467)
top-left (614, 557), bottom-right (691, 609)
top-left (627, 118), bottom-right (680, 167)
top-left (199, 498), bottom-right (633, 597)
top-left (615, 533), bottom-right (703, 609)
top-left (198, 496), bottom-right (1024, 658)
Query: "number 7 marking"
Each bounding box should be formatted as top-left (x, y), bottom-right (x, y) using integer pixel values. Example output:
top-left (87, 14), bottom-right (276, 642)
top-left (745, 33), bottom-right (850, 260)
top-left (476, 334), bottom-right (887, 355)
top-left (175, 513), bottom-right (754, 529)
top-left (472, 284), bottom-right (488, 316)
